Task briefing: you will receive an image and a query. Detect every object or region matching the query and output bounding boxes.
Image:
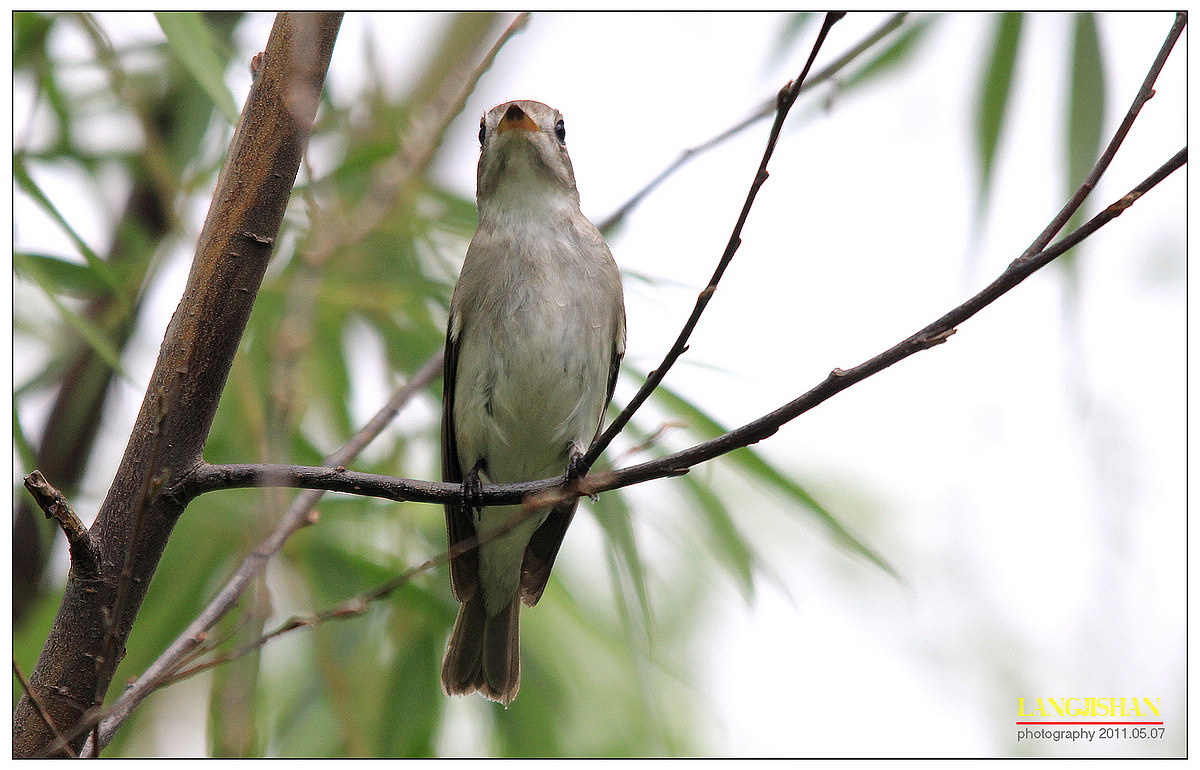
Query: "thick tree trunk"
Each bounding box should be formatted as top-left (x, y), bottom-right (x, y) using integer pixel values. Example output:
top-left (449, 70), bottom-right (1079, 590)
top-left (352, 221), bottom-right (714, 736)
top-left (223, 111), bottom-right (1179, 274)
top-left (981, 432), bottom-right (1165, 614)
top-left (12, 13), bottom-right (342, 757)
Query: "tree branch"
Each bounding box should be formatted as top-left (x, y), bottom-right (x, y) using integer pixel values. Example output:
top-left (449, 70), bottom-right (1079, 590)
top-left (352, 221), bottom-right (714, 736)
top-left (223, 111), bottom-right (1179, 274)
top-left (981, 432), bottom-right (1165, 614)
top-left (115, 140), bottom-right (1185, 688)
top-left (44, 11), bottom-right (1183, 757)
top-left (1016, 10), bottom-right (1185, 258)
top-left (585, 11), bottom-right (845, 469)
top-left (13, 13), bottom-right (343, 758)
top-left (84, 351), bottom-right (443, 755)
top-left (83, 13), bottom-right (533, 749)
top-left (172, 147), bottom-right (1184, 511)
top-left (12, 660), bottom-right (74, 759)
top-left (22, 471), bottom-right (100, 579)
top-left (598, 12), bottom-right (907, 233)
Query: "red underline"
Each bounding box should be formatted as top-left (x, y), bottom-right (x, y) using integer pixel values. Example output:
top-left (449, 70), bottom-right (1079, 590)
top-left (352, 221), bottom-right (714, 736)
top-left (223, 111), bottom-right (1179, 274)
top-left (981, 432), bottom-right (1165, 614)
top-left (1016, 721), bottom-right (1163, 725)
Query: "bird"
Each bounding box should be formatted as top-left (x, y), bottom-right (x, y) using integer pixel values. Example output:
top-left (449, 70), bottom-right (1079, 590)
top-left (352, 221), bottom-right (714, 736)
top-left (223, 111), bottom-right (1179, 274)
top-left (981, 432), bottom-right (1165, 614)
top-left (440, 100), bottom-right (626, 705)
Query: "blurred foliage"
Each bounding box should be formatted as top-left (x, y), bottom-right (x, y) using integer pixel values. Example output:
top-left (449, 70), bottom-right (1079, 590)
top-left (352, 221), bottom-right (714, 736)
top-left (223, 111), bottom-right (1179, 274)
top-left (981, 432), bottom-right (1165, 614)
top-left (971, 12), bottom-right (1110, 231)
top-left (974, 12), bottom-right (1024, 213)
top-left (11, 11), bottom-right (1127, 758)
top-left (969, 12), bottom-right (1110, 379)
top-left (1059, 11), bottom-right (1108, 286)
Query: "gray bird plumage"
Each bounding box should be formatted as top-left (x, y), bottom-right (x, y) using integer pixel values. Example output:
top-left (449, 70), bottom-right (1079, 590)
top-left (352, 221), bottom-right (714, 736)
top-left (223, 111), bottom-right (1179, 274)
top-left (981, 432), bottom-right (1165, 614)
top-left (441, 100), bottom-right (625, 704)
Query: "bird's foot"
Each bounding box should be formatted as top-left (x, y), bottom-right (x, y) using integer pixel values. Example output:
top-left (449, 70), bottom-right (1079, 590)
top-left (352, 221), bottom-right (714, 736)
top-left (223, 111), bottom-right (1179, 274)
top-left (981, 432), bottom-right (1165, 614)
top-left (565, 446), bottom-right (597, 501)
top-left (463, 459), bottom-right (486, 513)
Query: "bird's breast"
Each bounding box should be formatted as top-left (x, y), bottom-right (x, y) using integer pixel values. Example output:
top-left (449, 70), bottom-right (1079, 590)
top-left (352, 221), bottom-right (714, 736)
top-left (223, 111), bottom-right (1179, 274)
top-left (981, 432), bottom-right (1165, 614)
top-left (452, 233), bottom-right (617, 484)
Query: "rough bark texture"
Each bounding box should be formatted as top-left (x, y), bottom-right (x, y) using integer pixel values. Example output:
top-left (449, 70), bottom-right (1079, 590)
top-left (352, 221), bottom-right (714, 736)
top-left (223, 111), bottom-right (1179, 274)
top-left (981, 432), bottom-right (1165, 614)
top-left (12, 13), bottom-right (342, 757)
top-left (13, 12), bottom-right (243, 627)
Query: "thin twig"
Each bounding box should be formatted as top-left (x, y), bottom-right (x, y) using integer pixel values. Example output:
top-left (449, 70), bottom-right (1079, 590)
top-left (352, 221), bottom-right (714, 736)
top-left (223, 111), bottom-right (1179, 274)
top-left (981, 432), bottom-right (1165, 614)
top-left (19, 12), bottom-right (345, 758)
top-left (32, 706), bottom-right (107, 759)
top-left (585, 11), bottom-right (845, 468)
top-left (308, 12), bottom-right (530, 261)
top-left (590, 148), bottom-right (1186, 489)
top-left (1015, 10), bottom-right (1186, 260)
top-left (158, 497), bottom-right (544, 686)
top-left (82, 13), bottom-right (532, 753)
top-left (611, 421), bottom-right (689, 467)
top-left (598, 12), bottom-right (906, 233)
top-left (138, 141), bottom-right (1186, 681)
top-left (176, 148), bottom-right (1185, 510)
top-left (85, 352), bottom-right (443, 755)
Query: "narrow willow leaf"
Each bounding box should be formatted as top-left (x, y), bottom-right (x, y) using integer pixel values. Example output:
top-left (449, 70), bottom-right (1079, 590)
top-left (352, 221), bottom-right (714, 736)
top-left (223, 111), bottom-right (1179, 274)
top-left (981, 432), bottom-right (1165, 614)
top-left (765, 13), bottom-right (816, 71)
top-left (620, 410), bottom-right (759, 600)
top-left (13, 251), bottom-right (107, 297)
top-left (974, 12), bottom-right (1024, 206)
top-left (12, 156), bottom-right (120, 293)
top-left (18, 257), bottom-right (130, 379)
top-left (678, 473), bottom-right (756, 600)
top-left (13, 401), bottom-right (39, 472)
top-left (1060, 12), bottom-right (1107, 287)
top-left (14, 13), bottom-right (72, 152)
top-left (840, 13), bottom-right (935, 92)
top-left (375, 629), bottom-right (443, 757)
top-left (1067, 12), bottom-right (1107, 209)
top-left (155, 12), bottom-right (239, 124)
top-left (641, 373), bottom-right (900, 582)
top-left (593, 490), bottom-right (655, 646)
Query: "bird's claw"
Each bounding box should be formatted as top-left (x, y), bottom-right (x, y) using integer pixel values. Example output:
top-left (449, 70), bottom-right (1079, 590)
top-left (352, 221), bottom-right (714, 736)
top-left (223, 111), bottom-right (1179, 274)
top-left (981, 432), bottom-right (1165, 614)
top-left (463, 460), bottom-right (486, 513)
top-left (565, 448), bottom-right (598, 501)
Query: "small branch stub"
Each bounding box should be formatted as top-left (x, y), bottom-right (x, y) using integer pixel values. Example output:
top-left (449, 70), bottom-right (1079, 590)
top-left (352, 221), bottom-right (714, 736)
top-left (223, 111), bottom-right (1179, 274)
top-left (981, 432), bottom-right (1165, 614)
top-left (24, 470), bottom-right (100, 578)
top-left (919, 327), bottom-right (957, 348)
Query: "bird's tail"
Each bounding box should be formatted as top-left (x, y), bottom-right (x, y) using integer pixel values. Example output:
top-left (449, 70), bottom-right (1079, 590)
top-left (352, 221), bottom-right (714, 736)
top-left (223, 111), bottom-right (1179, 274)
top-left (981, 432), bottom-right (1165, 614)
top-left (440, 592), bottom-right (521, 705)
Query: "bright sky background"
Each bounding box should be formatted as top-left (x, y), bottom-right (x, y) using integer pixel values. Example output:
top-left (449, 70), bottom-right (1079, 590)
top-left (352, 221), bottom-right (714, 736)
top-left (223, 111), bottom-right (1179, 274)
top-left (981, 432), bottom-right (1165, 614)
top-left (12, 11), bottom-right (1187, 757)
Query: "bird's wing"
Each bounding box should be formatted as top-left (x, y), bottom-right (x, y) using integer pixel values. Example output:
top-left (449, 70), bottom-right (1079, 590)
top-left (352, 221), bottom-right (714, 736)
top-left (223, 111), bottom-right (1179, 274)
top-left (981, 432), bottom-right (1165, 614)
top-left (442, 318), bottom-right (479, 601)
top-left (519, 499), bottom-right (578, 607)
top-left (521, 313), bottom-right (626, 606)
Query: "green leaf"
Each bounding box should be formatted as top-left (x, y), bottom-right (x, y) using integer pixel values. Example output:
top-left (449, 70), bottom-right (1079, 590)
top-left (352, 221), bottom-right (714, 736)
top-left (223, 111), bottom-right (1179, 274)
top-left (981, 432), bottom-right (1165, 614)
top-left (13, 587), bottom-right (64, 670)
top-left (644, 373), bottom-right (900, 583)
top-left (155, 12), bottom-right (239, 124)
top-left (726, 435), bottom-right (901, 584)
top-left (677, 473), bottom-right (756, 600)
top-left (12, 401), bottom-right (39, 473)
top-left (13, 12), bottom-right (55, 65)
top-left (15, 255), bottom-right (131, 380)
top-left (620, 411), bottom-right (759, 600)
top-left (765, 13), bottom-right (816, 70)
top-left (1058, 12), bottom-right (1107, 292)
top-left (374, 626), bottom-right (443, 757)
top-left (592, 489), bottom-right (655, 646)
top-left (12, 156), bottom-right (121, 295)
top-left (840, 13), bottom-right (935, 92)
top-left (973, 12), bottom-right (1024, 207)
top-left (13, 251), bottom-right (109, 297)
top-left (13, 14), bottom-right (74, 154)
top-left (1067, 12), bottom-right (1106, 206)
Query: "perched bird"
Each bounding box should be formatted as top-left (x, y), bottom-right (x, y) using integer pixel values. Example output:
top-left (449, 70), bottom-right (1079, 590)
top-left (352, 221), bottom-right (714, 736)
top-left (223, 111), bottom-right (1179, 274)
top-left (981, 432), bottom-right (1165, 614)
top-left (440, 100), bottom-right (626, 704)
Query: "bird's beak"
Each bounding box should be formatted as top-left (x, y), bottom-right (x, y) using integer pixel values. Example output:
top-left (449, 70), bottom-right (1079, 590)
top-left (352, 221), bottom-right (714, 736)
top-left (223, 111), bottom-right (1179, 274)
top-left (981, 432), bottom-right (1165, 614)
top-left (496, 105), bottom-right (540, 135)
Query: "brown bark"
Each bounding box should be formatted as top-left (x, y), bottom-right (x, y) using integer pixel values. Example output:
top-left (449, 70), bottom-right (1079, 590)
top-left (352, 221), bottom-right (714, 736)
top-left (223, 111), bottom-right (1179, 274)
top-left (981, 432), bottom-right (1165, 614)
top-left (12, 13), bottom-right (343, 757)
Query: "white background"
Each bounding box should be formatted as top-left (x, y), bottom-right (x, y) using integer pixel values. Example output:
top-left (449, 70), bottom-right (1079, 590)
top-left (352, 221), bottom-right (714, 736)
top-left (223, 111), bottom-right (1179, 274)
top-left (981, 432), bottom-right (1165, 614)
top-left (12, 11), bottom-right (1188, 757)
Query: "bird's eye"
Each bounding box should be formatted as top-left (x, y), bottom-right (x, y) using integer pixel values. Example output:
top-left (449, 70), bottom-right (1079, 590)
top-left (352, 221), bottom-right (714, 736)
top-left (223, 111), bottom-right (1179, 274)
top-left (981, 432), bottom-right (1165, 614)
top-left (554, 118), bottom-right (566, 143)
top-left (478, 119), bottom-right (486, 146)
